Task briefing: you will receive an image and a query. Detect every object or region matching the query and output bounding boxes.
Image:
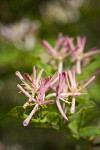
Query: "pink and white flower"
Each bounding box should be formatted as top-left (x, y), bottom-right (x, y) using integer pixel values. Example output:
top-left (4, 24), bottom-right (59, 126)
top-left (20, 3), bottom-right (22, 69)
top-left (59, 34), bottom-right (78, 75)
top-left (41, 34), bottom-right (70, 73)
top-left (46, 70), bottom-right (95, 120)
top-left (15, 66), bottom-right (59, 126)
top-left (67, 36), bottom-right (100, 74)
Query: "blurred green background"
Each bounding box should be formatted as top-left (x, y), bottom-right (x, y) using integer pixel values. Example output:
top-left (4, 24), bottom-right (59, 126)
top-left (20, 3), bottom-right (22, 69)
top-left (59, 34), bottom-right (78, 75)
top-left (0, 0), bottom-right (100, 149)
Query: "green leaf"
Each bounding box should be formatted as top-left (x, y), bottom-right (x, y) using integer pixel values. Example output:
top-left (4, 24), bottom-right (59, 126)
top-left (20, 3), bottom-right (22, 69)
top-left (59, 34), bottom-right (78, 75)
top-left (69, 101), bottom-right (96, 121)
top-left (30, 111), bottom-right (60, 130)
top-left (76, 95), bottom-right (90, 103)
top-left (45, 112), bottom-right (61, 124)
top-left (31, 117), bottom-right (47, 123)
top-left (9, 105), bottom-right (60, 129)
top-left (68, 120), bottom-right (80, 138)
top-left (79, 126), bottom-right (100, 137)
top-left (8, 106), bottom-right (25, 118)
top-left (68, 101), bottom-right (96, 138)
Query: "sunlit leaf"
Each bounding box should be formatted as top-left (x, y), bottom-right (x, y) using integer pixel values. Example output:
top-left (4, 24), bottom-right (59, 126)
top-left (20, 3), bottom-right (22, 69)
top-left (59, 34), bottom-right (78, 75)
top-left (69, 101), bottom-right (96, 121)
top-left (68, 120), bottom-right (80, 139)
top-left (8, 106), bottom-right (25, 118)
top-left (45, 112), bottom-right (61, 124)
top-left (79, 126), bottom-right (100, 137)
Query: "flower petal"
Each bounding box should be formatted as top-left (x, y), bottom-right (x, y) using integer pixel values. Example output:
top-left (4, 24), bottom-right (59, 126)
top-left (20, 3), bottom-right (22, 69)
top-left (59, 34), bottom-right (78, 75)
top-left (56, 72), bottom-right (66, 96)
top-left (54, 33), bottom-right (64, 51)
top-left (77, 76), bottom-right (95, 91)
top-left (32, 66), bottom-right (36, 85)
top-left (39, 72), bottom-right (59, 95)
top-left (15, 71), bottom-right (25, 83)
top-left (77, 36), bottom-right (86, 52)
top-left (82, 49), bottom-right (100, 58)
top-left (23, 104), bottom-right (38, 126)
top-left (24, 73), bottom-right (32, 83)
top-left (41, 100), bottom-right (54, 105)
top-left (56, 98), bottom-right (69, 121)
top-left (41, 40), bottom-right (58, 57)
top-left (17, 84), bottom-right (31, 98)
top-left (36, 68), bottom-right (44, 85)
top-left (68, 70), bottom-right (76, 89)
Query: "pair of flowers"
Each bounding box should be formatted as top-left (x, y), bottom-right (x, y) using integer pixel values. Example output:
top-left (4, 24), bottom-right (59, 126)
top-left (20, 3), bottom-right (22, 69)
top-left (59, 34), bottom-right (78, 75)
top-left (16, 67), bottom-right (95, 126)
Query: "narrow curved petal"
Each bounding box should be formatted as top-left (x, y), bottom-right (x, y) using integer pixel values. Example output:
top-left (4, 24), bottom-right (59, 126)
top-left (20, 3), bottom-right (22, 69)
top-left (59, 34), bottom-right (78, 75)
top-left (56, 98), bottom-right (69, 121)
top-left (36, 68), bottom-right (44, 85)
top-left (68, 70), bottom-right (76, 89)
top-left (82, 49), bottom-right (100, 58)
top-left (32, 66), bottom-right (36, 85)
top-left (41, 100), bottom-right (54, 105)
top-left (54, 33), bottom-right (64, 51)
top-left (41, 40), bottom-right (58, 57)
top-left (77, 36), bottom-right (86, 52)
top-left (24, 73), bottom-right (32, 83)
top-left (56, 72), bottom-right (66, 96)
top-left (67, 37), bottom-right (75, 51)
top-left (15, 71), bottom-right (25, 83)
top-left (77, 76), bottom-right (95, 92)
top-left (17, 84), bottom-right (36, 102)
top-left (23, 104), bottom-right (38, 126)
top-left (17, 84), bottom-right (31, 98)
top-left (40, 72), bottom-right (59, 95)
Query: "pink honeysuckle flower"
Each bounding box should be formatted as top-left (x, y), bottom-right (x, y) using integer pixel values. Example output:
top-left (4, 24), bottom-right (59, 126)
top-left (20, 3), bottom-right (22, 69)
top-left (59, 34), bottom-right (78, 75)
top-left (41, 34), bottom-right (70, 73)
top-left (46, 69), bottom-right (95, 118)
top-left (42, 34), bottom-right (69, 60)
top-left (67, 36), bottom-right (100, 74)
top-left (16, 67), bottom-right (59, 126)
top-left (46, 72), bottom-right (71, 121)
top-left (15, 66), bottom-right (44, 105)
top-left (66, 70), bottom-right (95, 114)
top-left (37, 72), bottom-right (59, 102)
top-left (23, 104), bottom-right (38, 126)
top-left (56, 72), bottom-right (69, 121)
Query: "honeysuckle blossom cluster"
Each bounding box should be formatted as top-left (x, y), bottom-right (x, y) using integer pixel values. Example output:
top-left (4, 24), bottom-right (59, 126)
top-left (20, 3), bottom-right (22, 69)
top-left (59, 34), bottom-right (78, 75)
top-left (16, 68), bottom-right (95, 126)
top-left (15, 34), bottom-right (100, 126)
top-left (46, 70), bottom-right (95, 121)
top-left (16, 67), bottom-right (59, 126)
top-left (42, 34), bottom-right (70, 73)
top-left (66, 36), bottom-right (100, 74)
top-left (42, 34), bottom-right (100, 74)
